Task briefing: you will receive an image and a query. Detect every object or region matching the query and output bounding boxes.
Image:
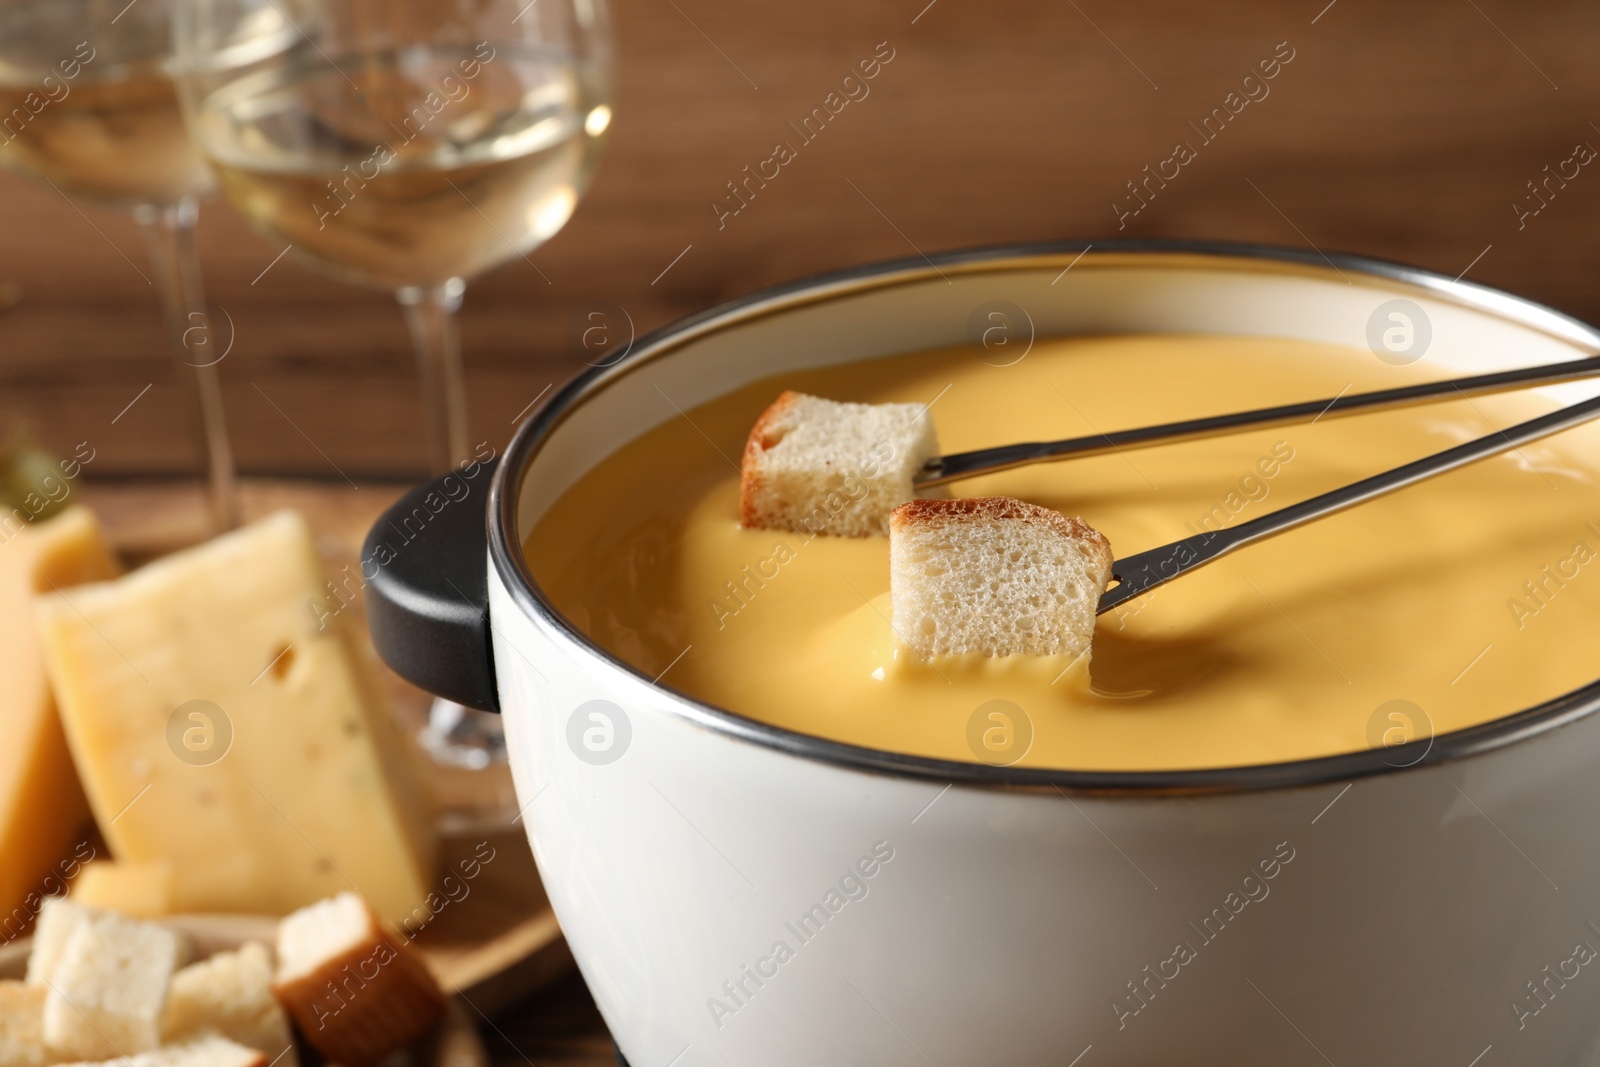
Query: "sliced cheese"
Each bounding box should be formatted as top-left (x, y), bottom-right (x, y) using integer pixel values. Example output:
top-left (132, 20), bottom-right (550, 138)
top-left (69, 860), bottom-right (174, 918)
top-left (35, 510), bottom-right (436, 922)
top-left (0, 507), bottom-right (118, 937)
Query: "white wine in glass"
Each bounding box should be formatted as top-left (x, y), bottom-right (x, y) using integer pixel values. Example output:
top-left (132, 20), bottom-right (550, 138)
top-left (0, 59), bottom-right (212, 204)
top-left (174, 0), bottom-right (612, 772)
top-left (175, 0), bottom-right (613, 470)
top-left (201, 47), bottom-right (599, 291)
top-left (0, 0), bottom-right (238, 529)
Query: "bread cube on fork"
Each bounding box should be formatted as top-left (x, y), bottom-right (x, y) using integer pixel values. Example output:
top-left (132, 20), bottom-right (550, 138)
top-left (740, 391), bottom-right (940, 537)
top-left (890, 497), bottom-right (1113, 660)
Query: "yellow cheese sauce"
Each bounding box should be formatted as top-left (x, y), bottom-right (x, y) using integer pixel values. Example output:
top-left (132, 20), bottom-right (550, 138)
top-left (526, 335), bottom-right (1600, 770)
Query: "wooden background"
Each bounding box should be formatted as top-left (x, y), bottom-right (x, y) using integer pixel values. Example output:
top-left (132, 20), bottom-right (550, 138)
top-left (2, 0), bottom-right (1599, 485)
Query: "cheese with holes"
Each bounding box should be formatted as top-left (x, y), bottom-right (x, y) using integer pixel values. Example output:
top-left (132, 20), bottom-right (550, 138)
top-left (35, 510), bottom-right (436, 921)
top-left (0, 507), bottom-right (118, 936)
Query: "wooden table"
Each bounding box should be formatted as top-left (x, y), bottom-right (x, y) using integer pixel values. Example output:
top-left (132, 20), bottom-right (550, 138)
top-left (479, 970), bottom-right (617, 1067)
top-left (5, 0), bottom-right (1600, 484)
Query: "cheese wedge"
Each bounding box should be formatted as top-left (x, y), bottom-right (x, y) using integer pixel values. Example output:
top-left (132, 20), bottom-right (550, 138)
top-left (35, 510), bottom-right (436, 922)
top-left (0, 507), bottom-right (118, 938)
top-left (69, 861), bottom-right (174, 918)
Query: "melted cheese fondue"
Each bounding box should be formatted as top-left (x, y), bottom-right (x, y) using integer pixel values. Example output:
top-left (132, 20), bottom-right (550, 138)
top-left (526, 335), bottom-right (1600, 770)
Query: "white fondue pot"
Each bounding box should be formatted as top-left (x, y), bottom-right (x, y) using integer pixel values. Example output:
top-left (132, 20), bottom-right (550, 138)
top-left (366, 242), bottom-right (1600, 1066)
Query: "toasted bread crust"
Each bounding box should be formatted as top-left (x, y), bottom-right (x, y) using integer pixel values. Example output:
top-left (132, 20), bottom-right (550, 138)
top-left (738, 390), bottom-right (802, 528)
top-left (272, 920), bottom-right (445, 1067)
top-left (891, 497), bottom-right (1113, 560)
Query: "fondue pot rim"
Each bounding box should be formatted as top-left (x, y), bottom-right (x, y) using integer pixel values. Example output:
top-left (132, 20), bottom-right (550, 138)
top-left (489, 238), bottom-right (1600, 796)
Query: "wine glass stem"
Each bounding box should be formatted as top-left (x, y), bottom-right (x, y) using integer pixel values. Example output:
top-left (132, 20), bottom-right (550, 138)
top-left (135, 197), bottom-right (240, 531)
top-left (397, 279), bottom-right (469, 473)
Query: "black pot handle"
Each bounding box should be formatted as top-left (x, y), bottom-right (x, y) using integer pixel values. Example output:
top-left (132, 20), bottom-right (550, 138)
top-left (364, 459), bottom-right (500, 712)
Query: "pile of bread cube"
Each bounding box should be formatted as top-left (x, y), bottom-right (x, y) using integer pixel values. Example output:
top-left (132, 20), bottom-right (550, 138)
top-left (0, 892), bottom-right (445, 1067)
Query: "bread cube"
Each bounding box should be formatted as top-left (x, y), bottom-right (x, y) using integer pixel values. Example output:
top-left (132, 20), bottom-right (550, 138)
top-left (273, 894), bottom-right (445, 1067)
top-left (163, 942), bottom-right (296, 1067)
top-left (740, 391), bottom-right (940, 537)
top-left (24, 897), bottom-right (95, 988)
top-left (41, 911), bottom-right (181, 1060)
top-left (53, 1034), bottom-right (266, 1067)
top-left (890, 497), bottom-right (1113, 660)
top-left (0, 981), bottom-right (49, 1067)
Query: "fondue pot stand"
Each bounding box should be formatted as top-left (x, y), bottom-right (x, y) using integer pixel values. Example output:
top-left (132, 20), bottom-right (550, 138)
top-left (367, 241), bottom-right (1600, 1066)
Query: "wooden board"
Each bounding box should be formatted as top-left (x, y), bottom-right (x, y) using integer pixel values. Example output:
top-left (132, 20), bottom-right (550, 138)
top-left (413, 832), bottom-right (573, 1017)
top-left (477, 969), bottom-right (619, 1067)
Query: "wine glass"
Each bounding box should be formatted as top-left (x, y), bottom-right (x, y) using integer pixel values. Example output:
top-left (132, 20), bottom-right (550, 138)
top-left (0, 0), bottom-right (239, 530)
top-left (171, 0), bottom-right (614, 472)
top-left (172, 0), bottom-right (613, 771)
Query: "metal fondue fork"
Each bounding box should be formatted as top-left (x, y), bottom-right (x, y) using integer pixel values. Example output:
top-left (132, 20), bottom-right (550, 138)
top-left (916, 357), bottom-right (1600, 488)
top-left (1097, 391), bottom-right (1600, 614)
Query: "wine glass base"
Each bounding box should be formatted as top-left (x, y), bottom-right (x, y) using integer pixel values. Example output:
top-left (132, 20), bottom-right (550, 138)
top-left (418, 696), bottom-right (508, 770)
